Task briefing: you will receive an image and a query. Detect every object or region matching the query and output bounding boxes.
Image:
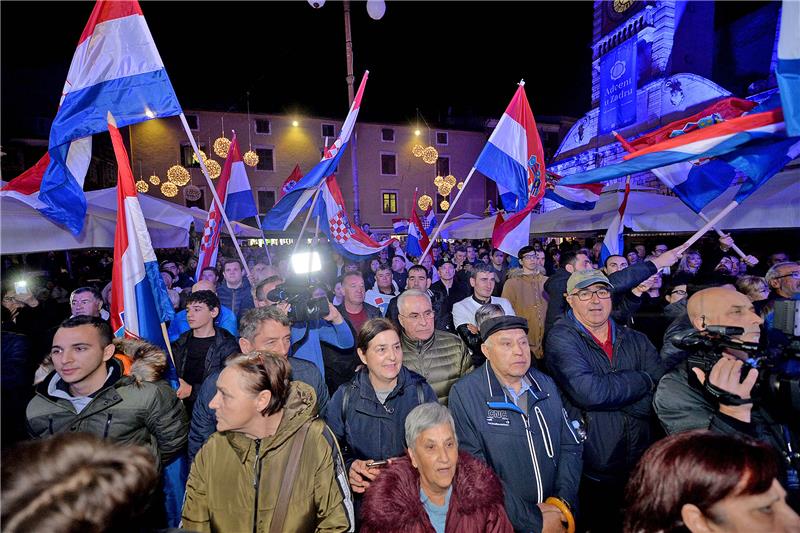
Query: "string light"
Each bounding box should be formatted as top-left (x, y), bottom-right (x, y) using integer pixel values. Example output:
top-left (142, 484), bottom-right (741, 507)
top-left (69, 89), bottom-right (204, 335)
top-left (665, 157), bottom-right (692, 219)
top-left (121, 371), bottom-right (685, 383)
top-left (192, 150), bottom-right (207, 164)
top-left (444, 174), bottom-right (457, 187)
top-left (167, 165), bottom-right (190, 186)
top-left (457, 181), bottom-right (464, 190)
top-left (434, 175), bottom-right (444, 187)
top-left (161, 182), bottom-right (178, 197)
top-left (136, 180), bottom-right (149, 193)
top-left (205, 159), bottom-right (222, 179)
top-left (244, 92), bottom-right (260, 167)
top-left (412, 144), bottom-right (424, 157)
top-left (184, 184), bottom-right (202, 201)
top-left (149, 174), bottom-right (161, 185)
top-left (213, 116), bottom-right (230, 157)
top-left (421, 146), bottom-right (438, 164)
top-left (243, 150), bottom-right (259, 167)
top-left (418, 194), bottom-right (433, 211)
top-left (440, 199), bottom-right (450, 210)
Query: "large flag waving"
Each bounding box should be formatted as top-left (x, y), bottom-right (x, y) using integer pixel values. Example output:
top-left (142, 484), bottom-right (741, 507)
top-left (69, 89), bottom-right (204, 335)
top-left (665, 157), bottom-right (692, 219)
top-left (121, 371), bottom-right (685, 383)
top-left (222, 135), bottom-right (259, 222)
top-left (314, 175), bottom-right (395, 260)
top-left (279, 164), bottom-right (304, 198)
top-left (777, 0), bottom-right (800, 136)
top-left (19, 0), bottom-right (182, 235)
top-left (600, 177), bottom-right (631, 265)
top-left (406, 192), bottom-right (430, 258)
top-left (474, 82), bottom-right (547, 255)
top-left (264, 71), bottom-right (369, 230)
top-left (544, 178), bottom-right (603, 210)
top-left (107, 112), bottom-right (186, 527)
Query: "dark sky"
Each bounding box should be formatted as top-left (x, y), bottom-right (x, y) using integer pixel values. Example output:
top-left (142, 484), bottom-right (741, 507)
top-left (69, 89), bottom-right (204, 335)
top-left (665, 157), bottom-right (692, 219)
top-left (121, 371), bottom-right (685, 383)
top-left (1, 1), bottom-right (594, 138)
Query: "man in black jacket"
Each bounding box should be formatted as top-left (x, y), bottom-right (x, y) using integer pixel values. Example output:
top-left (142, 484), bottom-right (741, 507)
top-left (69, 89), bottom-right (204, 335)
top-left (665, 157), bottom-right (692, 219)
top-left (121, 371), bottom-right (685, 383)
top-left (171, 291), bottom-right (239, 416)
top-left (545, 270), bottom-right (664, 532)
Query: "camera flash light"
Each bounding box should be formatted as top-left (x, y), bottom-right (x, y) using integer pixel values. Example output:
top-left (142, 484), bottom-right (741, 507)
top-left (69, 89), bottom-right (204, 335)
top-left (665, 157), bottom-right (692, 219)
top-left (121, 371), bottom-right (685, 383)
top-left (291, 251), bottom-right (322, 274)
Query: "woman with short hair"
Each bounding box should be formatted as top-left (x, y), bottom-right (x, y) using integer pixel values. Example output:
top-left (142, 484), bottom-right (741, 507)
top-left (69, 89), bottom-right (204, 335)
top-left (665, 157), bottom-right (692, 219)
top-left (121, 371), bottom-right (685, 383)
top-left (624, 430), bottom-right (799, 533)
top-left (182, 351), bottom-right (353, 532)
top-left (360, 403), bottom-right (513, 533)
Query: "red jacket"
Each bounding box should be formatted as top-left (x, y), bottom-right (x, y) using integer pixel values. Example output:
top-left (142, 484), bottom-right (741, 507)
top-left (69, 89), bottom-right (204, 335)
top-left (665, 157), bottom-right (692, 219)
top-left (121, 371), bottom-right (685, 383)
top-left (359, 451), bottom-right (514, 533)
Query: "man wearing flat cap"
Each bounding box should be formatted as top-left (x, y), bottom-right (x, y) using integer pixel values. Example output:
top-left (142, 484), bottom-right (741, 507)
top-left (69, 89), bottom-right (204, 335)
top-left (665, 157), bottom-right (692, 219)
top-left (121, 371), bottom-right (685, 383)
top-left (544, 270), bottom-right (664, 532)
top-left (449, 315), bottom-right (583, 533)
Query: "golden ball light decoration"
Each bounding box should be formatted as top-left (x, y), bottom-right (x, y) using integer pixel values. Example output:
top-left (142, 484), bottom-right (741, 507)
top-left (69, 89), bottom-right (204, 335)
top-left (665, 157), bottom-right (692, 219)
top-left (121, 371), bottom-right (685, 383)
top-left (421, 146), bottom-right (439, 165)
top-left (457, 181), bottom-right (464, 190)
top-left (434, 175), bottom-right (444, 187)
top-left (417, 194), bottom-right (433, 211)
top-left (205, 159), bottom-right (222, 179)
top-left (243, 150), bottom-right (259, 167)
top-left (440, 199), bottom-right (450, 211)
top-left (149, 174), bottom-right (161, 185)
top-left (444, 174), bottom-right (457, 187)
top-left (192, 150), bottom-right (207, 164)
top-left (412, 144), bottom-right (425, 157)
top-left (167, 165), bottom-right (190, 186)
top-left (161, 182), bottom-right (178, 197)
top-left (135, 180), bottom-right (149, 193)
top-left (213, 135), bottom-right (231, 158)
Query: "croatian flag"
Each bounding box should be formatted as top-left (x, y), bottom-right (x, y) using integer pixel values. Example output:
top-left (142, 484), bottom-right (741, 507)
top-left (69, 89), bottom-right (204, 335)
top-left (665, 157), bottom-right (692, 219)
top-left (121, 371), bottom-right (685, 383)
top-left (544, 180), bottom-right (603, 210)
top-left (599, 177), bottom-right (631, 265)
top-left (422, 207), bottom-right (438, 231)
top-left (407, 209), bottom-right (430, 258)
top-left (279, 164), bottom-right (304, 198)
top-left (392, 218), bottom-right (410, 234)
top-left (314, 175), bottom-right (395, 260)
top-left (222, 135), bottom-right (259, 222)
top-left (474, 83), bottom-right (547, 256)
top-left (777, 0), bottom-right (800, 136)
top-left (264, 71), bottom-right (369, 230)
top-left (25, 0), bottom-right (181, 235)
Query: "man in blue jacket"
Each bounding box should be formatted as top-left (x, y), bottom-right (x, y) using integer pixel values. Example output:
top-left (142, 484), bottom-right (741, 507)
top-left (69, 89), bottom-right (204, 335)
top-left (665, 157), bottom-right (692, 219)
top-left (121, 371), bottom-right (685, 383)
top-left (449, 315), bottom-right (583, 533)
top-left (544, 270), bottom-right (664, 532)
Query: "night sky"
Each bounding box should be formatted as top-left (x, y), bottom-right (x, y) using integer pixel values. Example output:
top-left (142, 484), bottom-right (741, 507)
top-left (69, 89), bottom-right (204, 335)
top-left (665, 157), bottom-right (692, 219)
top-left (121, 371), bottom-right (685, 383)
top-left (1, 1), bottom-right (594, 139)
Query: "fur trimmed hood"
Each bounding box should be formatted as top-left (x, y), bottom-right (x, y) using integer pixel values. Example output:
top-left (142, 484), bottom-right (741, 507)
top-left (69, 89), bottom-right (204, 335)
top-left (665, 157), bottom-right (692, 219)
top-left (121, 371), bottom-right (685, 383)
top-left (360, 451), bottom-right (510, 533)
top-left (112, 337), bottom-right (168, 384)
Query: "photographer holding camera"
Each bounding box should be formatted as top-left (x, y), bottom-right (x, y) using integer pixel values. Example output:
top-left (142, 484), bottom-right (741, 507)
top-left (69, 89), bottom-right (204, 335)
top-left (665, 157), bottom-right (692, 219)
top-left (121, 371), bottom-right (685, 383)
top-left (654, 287), bottom-right (800, 504)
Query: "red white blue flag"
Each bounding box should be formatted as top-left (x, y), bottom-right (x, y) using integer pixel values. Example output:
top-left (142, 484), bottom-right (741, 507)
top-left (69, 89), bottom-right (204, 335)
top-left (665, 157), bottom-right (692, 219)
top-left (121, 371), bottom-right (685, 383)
top-left (600, 177), bottom-right (631, 265)
top-left (279, 164), bottom-right (304, 198)
top-left (222, 135), bottom-right (259, 222)
top-left (474, 83), bottom-right (547, 256)
top-left (407, 209), bottom-right (430, 258)
top-left (17, 0), bottom-right (181, 235)
top-left (264, 72), bottom-right (369, 230)
top-left (778, 0), bottom-right (800, 137)
top-left (544, 179), bottom-right (603, 210)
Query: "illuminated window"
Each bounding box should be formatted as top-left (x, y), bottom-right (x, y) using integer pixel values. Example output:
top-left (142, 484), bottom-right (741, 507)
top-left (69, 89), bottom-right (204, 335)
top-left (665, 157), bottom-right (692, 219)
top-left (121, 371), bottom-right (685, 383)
top-left (382, 192), bottom-right (398, 214)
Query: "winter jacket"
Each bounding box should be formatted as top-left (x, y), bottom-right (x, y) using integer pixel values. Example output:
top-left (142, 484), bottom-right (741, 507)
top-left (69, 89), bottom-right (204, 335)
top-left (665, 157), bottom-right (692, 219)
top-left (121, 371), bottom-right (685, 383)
top-left (291, 319), bottom-right (354, 379)
top-left (216, 279), bottom-right (255, 318)
top-left (431, 279), bottom-right (470, 314)
top-left (182, 382), bottom-right (354, 533)
top-left (188, 356), bottom-right (330, 461)
top-left (544, 261), bottom-right (657, 332)
top-left (1, 329), bottom-right (34, 447)
top-left (386, 288), bottom-right (454, 333)
top-left (26, 357), bottom-right (188, 466)
top-left (167, 305), bottom-right (238, 342)
top-left (658, 300), bottom-right (693, 372)
top-left (544, 312), bottom-right (664, 482)
top-left (325, 367), bottom-right (437, 469)
top-left (359, 452), bottom-right (513, 533)
top-left (448, 363), bottom-right (583, 533)
top-left (501, 269), bottom-right (548, 358)
top-left (337, 302), bottom-right (383, 331)
top-left (400, 329), bottom-right (471, 404)
top-left (171, 327), bottom-right (239, 404)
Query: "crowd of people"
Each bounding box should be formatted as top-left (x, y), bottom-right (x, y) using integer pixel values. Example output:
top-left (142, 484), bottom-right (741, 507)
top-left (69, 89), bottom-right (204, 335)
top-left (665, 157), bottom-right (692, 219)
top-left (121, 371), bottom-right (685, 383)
top-left (1, 230), bottom-right (799, 533)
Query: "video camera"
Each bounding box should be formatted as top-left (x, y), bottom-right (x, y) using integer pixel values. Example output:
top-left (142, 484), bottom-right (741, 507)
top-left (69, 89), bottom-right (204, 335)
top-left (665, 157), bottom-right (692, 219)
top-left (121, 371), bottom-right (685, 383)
top-left (266, 283), bottom-right (330, 323)
top-left (674, 325), bottom-right (800, 418)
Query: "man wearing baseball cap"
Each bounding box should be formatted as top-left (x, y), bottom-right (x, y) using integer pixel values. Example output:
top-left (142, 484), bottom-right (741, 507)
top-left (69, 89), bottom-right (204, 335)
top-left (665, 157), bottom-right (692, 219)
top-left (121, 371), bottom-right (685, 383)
top-left (544, 270), bottom-right (664, 532)
top-left (449, 315), bottom-right (583, 532)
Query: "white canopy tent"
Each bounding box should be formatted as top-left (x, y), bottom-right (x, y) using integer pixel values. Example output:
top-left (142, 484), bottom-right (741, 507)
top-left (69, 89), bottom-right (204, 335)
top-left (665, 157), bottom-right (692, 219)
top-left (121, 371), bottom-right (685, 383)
top-left (437, 212), bottom-right (484, 239)
top-left (1, 188), bottom-right (263, 254)
top-left (443, 169), bottom-right (800, 239)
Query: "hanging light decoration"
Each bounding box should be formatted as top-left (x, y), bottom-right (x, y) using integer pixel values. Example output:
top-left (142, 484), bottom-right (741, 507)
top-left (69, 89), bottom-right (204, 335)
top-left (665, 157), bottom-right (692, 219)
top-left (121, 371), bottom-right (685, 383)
top-left (412, 144), bottom-right (424, 157)
top-left (136, 180), bottom-right (149, 193)
top-left (243, 150), bottom-right (259, 167)
top-left (149, 174), bottom-right (161, 185)
top-left (205, 159), bottom-right (222, 179)
top-left (192, 150), bottom-right (207, 164)
top-left (440, 199), bottom-right (450, 211)
top-left (434, 175), bottom-right (444, 187)
top-left (161, 182), bottom-right (178, 197)
top-left (421, 146), bottom-right (438, 164)
top-left (444, 174), bottom-right (457, 187)
top-left (183, 184), bottom-right (202, 202)
top-left (213, 135), bottom-right (231, 158)
top-left (417, 194), bottom-right (433, 211)
top-left (167, 164), bottom-right (190, 186)
top-left (457, 181), bottom-right (464, 190)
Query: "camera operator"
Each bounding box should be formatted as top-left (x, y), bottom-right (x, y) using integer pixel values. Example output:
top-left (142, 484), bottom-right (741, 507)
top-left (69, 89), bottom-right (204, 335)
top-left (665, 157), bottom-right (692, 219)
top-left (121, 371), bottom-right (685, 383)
top-left (654, 287), bottom-right (799, 504)
top-left (258, 278), bottom-right (354, 380)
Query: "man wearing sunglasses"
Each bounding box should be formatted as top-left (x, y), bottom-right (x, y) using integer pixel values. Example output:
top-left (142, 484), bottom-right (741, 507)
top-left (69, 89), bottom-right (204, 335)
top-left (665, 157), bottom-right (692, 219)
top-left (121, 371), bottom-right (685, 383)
top-left (544, 269), bottom-right (664, 532)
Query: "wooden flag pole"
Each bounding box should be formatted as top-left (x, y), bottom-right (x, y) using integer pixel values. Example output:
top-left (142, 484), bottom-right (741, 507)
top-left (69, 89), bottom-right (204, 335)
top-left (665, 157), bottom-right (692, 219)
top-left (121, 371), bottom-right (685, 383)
top-left (681, 200), bottom-right (740, 250)
top-left (420, 166), bottom-right (478, 260)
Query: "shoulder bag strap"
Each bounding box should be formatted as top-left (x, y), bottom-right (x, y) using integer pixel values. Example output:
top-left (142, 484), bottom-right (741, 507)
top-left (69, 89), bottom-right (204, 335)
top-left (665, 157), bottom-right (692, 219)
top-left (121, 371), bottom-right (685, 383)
top-left (269, 418), bottom-right (314, 533)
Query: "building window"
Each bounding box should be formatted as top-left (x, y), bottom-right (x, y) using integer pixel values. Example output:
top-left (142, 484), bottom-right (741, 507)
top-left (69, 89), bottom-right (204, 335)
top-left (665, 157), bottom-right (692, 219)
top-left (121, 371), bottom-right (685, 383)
top-left (380, 153), bottom-right (397, 176)
top-left (257, 190), bottom-right (276, 214)
top-left (185, 114), bottom-right (199, 130)
top-left (436, 192), bottom-right (451, 214)
top-left (381, 128), bottom-right (395, 142)
top-left (255, 148), bottom-right (274, 171)
top-left (321, 123), bottom-right (336, 139)
top-left (382, 192), bottom-right (398, 214)
top-left (436, 156), bottom-right (450, 177)
top-left (436, 131), bottom-right (448, 145)
top-left (185, 189), bottom-right (205, 209)
top-left (180, 143), bottom-right (207, 168)
top-left (255, 119), bottom-right (271, 134)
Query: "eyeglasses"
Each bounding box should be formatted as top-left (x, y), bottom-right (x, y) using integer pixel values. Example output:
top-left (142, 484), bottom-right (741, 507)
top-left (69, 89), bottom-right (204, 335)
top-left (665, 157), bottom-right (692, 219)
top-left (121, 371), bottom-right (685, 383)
top-left (400, 310), bottom-right (435, 322)
top-left (521, 254), bottom-right (540, 261)
top-left (570, 288), bottom-right (612, 301)
top-left (669, 289), bottom-right (687, 296)
top-left (774, 270), bottom-right (800, 280)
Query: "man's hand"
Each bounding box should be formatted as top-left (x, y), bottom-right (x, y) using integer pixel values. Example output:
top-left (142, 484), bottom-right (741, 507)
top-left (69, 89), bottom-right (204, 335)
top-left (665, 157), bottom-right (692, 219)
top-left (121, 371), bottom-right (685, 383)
top-left (13, 289), bottom-right (39, 308)
top-left (632, 274), bottom-right (659, 296)
top-left (692, 354), bottom-right (758, 423)
top-left (466, 323), bottom-right (479, 335)
top-left (176, 378), bottom-right (193, 400)
top-left (537, 502), bottom-right (567, 533)
top-left (348, 459), bottom-right (382, 493)
top-left (322, 300), bottom-right (344, 324)
top-left (743, 254), bottom-right (759, 267)
top-left (650, 245), bottom-right (686, 270)
top-left (718, 233), bottom-right (734, 251)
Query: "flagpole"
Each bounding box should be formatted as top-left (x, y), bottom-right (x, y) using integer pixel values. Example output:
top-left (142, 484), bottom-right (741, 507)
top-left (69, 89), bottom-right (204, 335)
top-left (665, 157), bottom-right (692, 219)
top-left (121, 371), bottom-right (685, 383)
top-left (251, 215), bottom-right (272, 265)
top-left (680, 200), bottom-right (740, 250)
top-left (611, 130), bottom-right (749, 260)
top-left (160, 323), bottom-right (178, 373)
top-left (178, 113), bottom-right (251, 278)
top-left (293, 183), bottom-right (325, 254)
top-left (420, 166), bottom-right (478, 260)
